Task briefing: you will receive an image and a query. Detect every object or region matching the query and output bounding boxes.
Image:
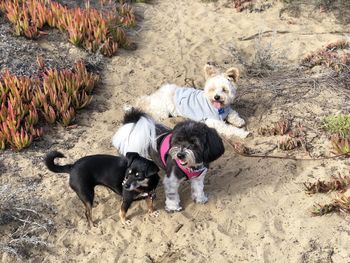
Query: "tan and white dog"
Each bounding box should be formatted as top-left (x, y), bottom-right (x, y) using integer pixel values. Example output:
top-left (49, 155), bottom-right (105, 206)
top-left (136, 64), bottom-right (249, 138)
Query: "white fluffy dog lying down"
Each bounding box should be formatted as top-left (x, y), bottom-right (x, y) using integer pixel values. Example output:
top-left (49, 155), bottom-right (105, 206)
top-left (135, 64), bottom-right (250, 138)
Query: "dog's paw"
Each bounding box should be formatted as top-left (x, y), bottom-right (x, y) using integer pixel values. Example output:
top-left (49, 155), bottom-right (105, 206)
top-left (87, 220), bottom-right (98, 228)
top-left (233, 118), bottom-right (246, 128)
top-left (121, 219), bottom-right (132, 226)
top-left (238, 130), bottom-right (250, 139)
top-left (149, 210), bottom-right (160, 218)
top-left (194, 195), bottom-right (208, 204)
top-left (165, 206), bottom-right (183, 213)
top-left (123, 104), bottom-right (132, 112)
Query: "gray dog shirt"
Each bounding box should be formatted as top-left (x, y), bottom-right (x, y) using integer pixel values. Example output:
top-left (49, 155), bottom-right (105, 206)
top-left (175, 87), bottom-right (231, 122)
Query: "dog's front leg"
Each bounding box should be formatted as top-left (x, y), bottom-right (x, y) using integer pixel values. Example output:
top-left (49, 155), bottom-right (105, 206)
top-left (119, 196), bottom-right (133, 225)
top-left (190, 172), bottom-right (208, 204)
top-left (226, 109), bottom-right (245, 127)
top-left (146, 196), bottom-right (160, 218)
top-left (163, 169), bottom-right (182, 212)
top-left (205, 118), bottom-right (249, 139)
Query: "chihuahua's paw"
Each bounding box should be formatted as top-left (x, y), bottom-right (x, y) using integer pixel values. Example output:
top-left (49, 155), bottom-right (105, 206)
top-left (121, 219), bottom-right (132, 226)
top-left (87, 220), bottom-right (98, 228)
top-left (149, 210), bottom-right (160, 218)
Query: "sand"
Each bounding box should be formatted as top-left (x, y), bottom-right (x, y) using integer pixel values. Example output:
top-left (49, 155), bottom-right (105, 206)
top-left (1, 0), bottom-right (350, 262)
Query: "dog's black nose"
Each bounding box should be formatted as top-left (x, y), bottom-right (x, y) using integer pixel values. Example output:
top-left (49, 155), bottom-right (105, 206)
top-left (214, 95), bottom-right (221, 101)
top-left (177, 152), bottom-right (186, 160)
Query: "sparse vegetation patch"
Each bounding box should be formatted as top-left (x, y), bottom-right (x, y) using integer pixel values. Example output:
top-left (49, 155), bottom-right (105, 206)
top-left (329, 134), bottom-right (350, 155)
top-left (258, 118), bottom-right (290, 136)
top-left (301, 40), bottom-right (350, 72)
top-left (226, 0), bottom-right (274, 12)
top-left (0, 0), bottom-right (136, 57)
top-left (312, 194), bottom-right (350, 216)
top-left (324, 114), bottom-right (350, 137)
top-left (0, 59), bottom-right (98, 151)
top-left (0, 184), bottom-right (55, 260)
top-left (304, 174), bottom-right (350, 194)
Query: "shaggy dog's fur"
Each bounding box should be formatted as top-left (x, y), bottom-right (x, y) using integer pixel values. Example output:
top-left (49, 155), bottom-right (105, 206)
top-left (135, 64), bottom-right (249, 138)
top-left (112, 109), bottom-right (225, 212)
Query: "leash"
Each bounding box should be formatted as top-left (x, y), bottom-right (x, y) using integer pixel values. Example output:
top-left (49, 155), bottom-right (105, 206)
top-left (223, 137), bottom-right (350, 161)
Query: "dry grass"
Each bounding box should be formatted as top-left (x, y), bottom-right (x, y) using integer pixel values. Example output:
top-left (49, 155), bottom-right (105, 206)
top-left (304, 174), bottom-right (350, 194)
top-left (227, 32), bottom-right (282, 77)
top-left (224, 0), bottom-right (274, 12)
top-left (280, 0), bottom-right (350, 25)
top-left (0, 183), bottom-right (55, 260)
top-left (312, 194), bottom-right (350, 216)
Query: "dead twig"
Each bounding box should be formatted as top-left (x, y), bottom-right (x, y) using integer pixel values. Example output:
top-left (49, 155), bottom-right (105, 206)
top-left (238, 30), bottom-right (350, 41)
top-left (174, 223), bottom-right (184, 233)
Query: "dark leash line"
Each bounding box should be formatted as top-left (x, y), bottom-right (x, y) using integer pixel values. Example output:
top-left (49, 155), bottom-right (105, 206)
top-left (223, 137), bottom-right (350, 161)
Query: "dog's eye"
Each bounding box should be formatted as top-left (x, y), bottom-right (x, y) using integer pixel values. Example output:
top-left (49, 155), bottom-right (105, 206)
top-left (189, 139), bottom-right (198, 146)
top-left (222, 87), bottom-right (228, 92)
top-left (128, 169), bottom-right (132, 174)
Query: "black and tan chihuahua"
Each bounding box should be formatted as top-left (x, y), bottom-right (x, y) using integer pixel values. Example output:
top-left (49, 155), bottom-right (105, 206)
top-left (45, 151), bottom-right (160, 226)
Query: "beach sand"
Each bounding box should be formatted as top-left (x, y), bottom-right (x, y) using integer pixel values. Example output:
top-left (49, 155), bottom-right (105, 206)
top-left (1, 1), bottom-right (350, 262)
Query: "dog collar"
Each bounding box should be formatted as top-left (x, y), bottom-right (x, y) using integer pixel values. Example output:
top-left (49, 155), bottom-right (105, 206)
top-left (218, 108), bottom-right (225, 115)
top-left (160, 133), bottom-right (207, 179)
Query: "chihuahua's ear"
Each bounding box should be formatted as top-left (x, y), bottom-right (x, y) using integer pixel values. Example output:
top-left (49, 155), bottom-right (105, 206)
top-left (125, 152), bottom-right (140, 167)
top-left (204, 64), bottom-right (219, 80)
top-left (146, 162), bottom-right (159, 177)
top-left (225, 67), bottom-right (240, 82)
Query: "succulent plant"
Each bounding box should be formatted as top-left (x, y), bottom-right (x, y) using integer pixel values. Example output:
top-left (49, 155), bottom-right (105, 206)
top-left (304, 174), bottom-right (350, 194)
top-left (312, 194), bottom-right (350, 216)
top-left (258, 119), bottom-right (290, 136)
top-left (301, 40), bottom-right (350, 72)
top-left (0, 59), bottom-right (98, 151)
top-left (330, 134), bottom-right (350, 155)
top-left (0, 0), bottom-right (136, 57)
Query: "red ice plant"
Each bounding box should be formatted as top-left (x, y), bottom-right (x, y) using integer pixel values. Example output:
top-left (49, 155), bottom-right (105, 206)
top-left (0, 60), bottom-right (98, 151)
top-left (301, 40), bottom-right (350, 72)
top-left (0, 0), bottom-right (136, 57)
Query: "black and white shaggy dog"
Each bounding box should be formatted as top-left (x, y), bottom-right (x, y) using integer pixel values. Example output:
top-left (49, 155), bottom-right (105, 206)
top-left (112, 108), bottom-right (224, 212)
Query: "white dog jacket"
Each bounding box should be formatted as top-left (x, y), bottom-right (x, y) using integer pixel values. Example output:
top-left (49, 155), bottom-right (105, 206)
top-left (175, 87), bottom-right (230, 122)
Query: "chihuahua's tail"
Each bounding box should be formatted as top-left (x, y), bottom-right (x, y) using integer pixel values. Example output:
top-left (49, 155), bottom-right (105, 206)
top-left (112, 108), bottom-right (157, 158)
top-left (44, 151), bottom-right (73, 174)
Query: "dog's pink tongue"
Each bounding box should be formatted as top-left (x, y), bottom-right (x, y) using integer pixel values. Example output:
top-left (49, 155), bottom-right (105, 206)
top-left (212, 101), bottom-right (222, 109)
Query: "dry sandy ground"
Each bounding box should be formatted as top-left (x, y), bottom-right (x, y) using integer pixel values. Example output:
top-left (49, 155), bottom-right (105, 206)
top-left (2, 0), bottom-right (350, 262)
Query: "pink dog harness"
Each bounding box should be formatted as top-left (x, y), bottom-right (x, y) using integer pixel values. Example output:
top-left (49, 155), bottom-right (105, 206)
top-left (160, 133), bottom-right (207, 179)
